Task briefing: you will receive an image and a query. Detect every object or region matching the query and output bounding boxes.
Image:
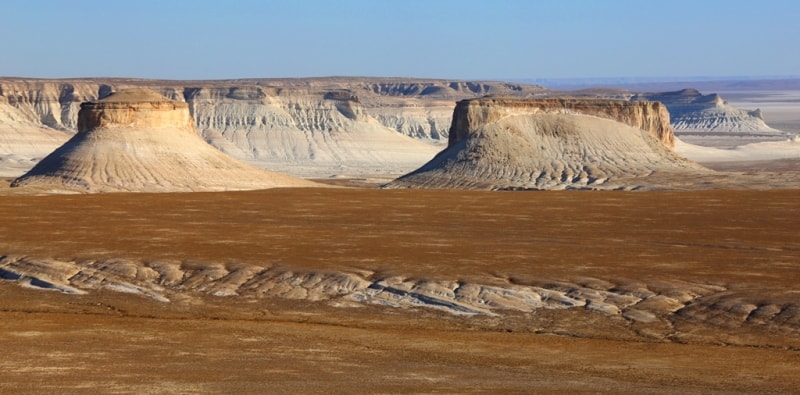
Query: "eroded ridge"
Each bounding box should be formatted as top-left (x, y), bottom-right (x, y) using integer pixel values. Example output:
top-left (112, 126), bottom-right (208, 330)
top-left (2, 255), bottom-right (797, 347)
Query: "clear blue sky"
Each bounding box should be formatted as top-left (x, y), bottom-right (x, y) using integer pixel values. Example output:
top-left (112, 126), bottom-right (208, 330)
top-left (2, 0), bottom-right (798, 80)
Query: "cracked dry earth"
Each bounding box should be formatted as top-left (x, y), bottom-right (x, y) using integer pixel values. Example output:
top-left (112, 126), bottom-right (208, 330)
top-left (0, 186), bottom-right (799, 393)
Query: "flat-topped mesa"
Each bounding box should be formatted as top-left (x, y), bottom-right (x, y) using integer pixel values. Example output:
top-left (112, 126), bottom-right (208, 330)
top-left (77, 89), bottom-right (194, 132)
top-left (11, 88), bottom-right (320, 193)
top-left (385, 96), bottom-right (707, 190)
top-left (449, 97), bottom-right (675, 149)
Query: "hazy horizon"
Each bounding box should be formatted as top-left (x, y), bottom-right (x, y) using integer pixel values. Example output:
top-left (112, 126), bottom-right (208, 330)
top-left (2, 0), bottom-right (798, 81)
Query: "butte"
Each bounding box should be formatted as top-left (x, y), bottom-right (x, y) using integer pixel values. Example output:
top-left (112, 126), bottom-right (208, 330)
top-left (385, 97), bottom-right (710, 190)
top-left (11, 89), bottom-right (319, 192)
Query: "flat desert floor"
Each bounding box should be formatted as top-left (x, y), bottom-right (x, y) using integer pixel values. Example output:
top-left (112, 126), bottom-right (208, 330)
top-left (0, 185), bottom-right (798, 393)
top-left (724, 89), bottom-right (800, 134)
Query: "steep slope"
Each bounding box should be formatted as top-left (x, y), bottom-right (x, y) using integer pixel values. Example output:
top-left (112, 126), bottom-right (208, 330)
top-left (386, 98), bottom-right (705, 190)
top-left (632, 89), bottom-right (784, 134)
top-left (11, 89), bottom-right (318, 193)
top-left (0, 81), bottom-right (102, 176)
top-left (186, 87), bottom-right (442, 177)
top-left (0, 105), bottom-right (72, 177)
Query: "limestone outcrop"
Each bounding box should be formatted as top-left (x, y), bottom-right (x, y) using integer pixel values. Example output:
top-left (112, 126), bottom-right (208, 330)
top-left (76, 89), bottom-right (195, 131)
top-left (11, 89), bottom-right (319, 193)
top-left (386, 98), bottom-right (706, 190)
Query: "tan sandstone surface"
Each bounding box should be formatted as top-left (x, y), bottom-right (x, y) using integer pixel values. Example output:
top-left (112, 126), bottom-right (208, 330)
top-left (10, 89), bottom-right (319, 193)
top-left (0, 187), bottom-right (798, 393)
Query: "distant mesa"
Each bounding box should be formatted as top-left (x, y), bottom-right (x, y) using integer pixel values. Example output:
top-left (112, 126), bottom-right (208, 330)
top-left (11, 89), bottom-right (319, 193)
top-left (385, 97), bottom-right (707, 190)
top-left (632, 89), bottom-right (781, 134)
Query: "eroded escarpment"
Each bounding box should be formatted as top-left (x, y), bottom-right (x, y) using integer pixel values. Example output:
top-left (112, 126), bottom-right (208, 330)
top-left (1, 255), bottom-right (798, 349)
top-left (386, 97), bottom-right (708, 190)
top-left (10, 89), bottom-right (319, 192)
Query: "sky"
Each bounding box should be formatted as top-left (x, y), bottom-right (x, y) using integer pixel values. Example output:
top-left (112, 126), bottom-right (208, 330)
top-left (2, 0), bottom-right (799, 81)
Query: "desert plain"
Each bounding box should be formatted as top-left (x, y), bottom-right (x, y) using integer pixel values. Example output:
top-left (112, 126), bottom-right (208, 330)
top-left (0, 186), bottom-right (799, 393)
top-left (0, 78), bottom-right (799, 393)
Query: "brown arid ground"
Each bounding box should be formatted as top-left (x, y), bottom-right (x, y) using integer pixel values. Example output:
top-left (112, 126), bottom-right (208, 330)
top-left (0, 182), bottom-right (799, 393)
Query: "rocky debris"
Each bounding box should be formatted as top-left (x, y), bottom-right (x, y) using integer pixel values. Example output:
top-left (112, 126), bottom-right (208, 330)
top-left (1, 254), bottom-right (797, 348)
top-left (386, 98), bottom-right (707, 190)
top-left (10, 89), bottom-right (320, 193)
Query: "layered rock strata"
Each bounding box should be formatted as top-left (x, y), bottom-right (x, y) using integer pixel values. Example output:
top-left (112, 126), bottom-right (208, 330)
top-left (386, 98), bottom-right (706, 190)
top-left (2, 78), bottom-right (790, 180)
top-left (11, 89), bottom-right (319, 192)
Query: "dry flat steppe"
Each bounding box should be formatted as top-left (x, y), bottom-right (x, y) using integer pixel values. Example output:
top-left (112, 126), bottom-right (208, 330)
top-left (2, 77), bottom-right (800, 393)
top-left (0, 185), bottom-right (799, 393)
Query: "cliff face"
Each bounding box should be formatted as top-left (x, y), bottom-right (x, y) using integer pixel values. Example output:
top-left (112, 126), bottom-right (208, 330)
top-left (448, 98), bottom-right (676, 149)
top-left (386, 97), bottom-right (704, 190)
top-left (0, 80), bottom-right (104, 130)
top-left (78, 90), bottom-right (195, 132)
